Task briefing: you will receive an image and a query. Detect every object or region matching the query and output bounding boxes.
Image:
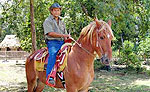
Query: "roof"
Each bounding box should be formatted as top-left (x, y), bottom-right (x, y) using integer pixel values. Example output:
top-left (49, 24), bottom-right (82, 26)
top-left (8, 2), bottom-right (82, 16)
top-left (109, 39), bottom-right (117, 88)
top-left (0, 35), bottom-right (21, 48)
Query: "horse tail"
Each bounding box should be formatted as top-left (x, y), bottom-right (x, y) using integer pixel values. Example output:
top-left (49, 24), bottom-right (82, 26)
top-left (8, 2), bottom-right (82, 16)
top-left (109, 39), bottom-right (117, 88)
top-left (25, 53), bottom-right (37, 92)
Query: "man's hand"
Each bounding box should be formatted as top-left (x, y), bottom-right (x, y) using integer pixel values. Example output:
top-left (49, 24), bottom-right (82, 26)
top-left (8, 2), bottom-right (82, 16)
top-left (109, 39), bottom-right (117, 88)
top-left (64, 35), bottom-right (73, 43)
top-left (62, 34), bottom-right (71, 39)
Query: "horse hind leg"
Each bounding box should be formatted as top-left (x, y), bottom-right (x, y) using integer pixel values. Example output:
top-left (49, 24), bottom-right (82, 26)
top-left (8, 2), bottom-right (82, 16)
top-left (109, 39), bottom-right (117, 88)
top-left (27, 79), bottom-right (36, 92)
top-left (27, 75), bottom-right (45, 92)
top-left (25, 58), bottom-right (37, 92)
top-left (34, 78), bottom-right (45, 92)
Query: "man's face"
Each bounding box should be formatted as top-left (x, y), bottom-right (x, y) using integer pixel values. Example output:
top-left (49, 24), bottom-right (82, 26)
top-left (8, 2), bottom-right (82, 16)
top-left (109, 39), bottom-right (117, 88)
top-left (51, 8), bottom-right (61, 17)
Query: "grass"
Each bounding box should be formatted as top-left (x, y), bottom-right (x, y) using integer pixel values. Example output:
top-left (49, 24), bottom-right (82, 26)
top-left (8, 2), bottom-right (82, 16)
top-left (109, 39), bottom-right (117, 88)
top-left (89, 70), bottom-right (150, 92)
top-left (43, 69), bottom-right (150, 92)
top-left (1, 61), bottom-right (150, 92)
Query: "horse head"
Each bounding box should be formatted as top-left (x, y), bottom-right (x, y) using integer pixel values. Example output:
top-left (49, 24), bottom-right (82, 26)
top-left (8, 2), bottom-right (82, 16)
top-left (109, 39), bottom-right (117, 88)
top-left (93, 19), bottom-right (114, 65)
top-left (78, 19), bottom-right (114, 65)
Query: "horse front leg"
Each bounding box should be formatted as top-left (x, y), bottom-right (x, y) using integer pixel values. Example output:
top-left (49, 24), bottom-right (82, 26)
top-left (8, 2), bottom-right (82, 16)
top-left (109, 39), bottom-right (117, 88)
top-left (66, 88), bottom-right (78, 92)
top-left (78, 88), bottom-right (88, 92)
top-left (66, 87), bottom-right (88, 92)
top-left (66, 85), bottom-right (78, 92)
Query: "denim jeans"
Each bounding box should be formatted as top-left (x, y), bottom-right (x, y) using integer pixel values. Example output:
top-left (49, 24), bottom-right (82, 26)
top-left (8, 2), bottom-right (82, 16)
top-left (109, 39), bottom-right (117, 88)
top-left (46, 40), bottom-right (64, 78)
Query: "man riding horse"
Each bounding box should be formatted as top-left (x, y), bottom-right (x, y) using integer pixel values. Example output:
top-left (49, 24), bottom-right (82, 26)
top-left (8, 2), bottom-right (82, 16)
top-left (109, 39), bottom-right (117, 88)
top-left (43, 3), bottom-right (70, 85)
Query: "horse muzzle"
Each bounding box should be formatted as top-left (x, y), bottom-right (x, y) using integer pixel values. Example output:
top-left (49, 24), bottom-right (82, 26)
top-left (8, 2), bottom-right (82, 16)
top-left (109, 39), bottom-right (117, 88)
top-left (100, 54), bottom-right (111, 65)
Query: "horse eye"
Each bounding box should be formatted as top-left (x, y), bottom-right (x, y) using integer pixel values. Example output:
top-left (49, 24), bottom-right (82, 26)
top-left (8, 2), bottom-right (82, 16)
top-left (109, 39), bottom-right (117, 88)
top-left (100, 37), bottom-right (104, 40)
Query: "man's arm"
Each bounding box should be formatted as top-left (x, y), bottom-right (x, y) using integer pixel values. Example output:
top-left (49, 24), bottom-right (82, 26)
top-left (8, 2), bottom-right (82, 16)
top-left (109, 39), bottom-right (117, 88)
top-left (47, 32), bottom-right (70, 38)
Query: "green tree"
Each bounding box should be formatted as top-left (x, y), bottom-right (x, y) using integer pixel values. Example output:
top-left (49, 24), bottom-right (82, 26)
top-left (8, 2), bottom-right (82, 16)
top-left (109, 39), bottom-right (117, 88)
top-left (0, 0), bottom-right (150, 53)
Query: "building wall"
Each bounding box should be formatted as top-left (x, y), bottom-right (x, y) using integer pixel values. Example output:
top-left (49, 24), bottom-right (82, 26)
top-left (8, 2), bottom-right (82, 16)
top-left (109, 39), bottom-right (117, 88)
top-left (0, 47), bottom-right (18, 51)
top-left (10, 48), bottom-right (17, 51)
top-left (0, 48), bottom-right (6, 51)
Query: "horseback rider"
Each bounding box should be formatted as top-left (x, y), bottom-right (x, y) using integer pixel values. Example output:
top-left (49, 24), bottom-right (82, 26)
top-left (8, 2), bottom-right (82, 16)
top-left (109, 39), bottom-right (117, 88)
top-left (43, 3), bottom-right (70, 85)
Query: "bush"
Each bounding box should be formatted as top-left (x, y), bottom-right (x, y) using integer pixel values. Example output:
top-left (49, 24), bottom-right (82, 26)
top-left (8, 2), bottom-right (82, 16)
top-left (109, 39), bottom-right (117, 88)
top-left (138, 37), bottom-right (150, 62)
top-left (94, 59), bottom-right (104, 70)
top-left (119, 40), bottom-right (141, 70)
top-left (146, 70), bottom-right (150, 76)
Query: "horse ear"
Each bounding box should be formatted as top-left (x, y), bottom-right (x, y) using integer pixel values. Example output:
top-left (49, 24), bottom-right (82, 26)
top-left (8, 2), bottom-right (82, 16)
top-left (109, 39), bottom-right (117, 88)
top-left (94, 18), bottom-right (101, 27)
top-left (108, 20), bottom-right (112, 27)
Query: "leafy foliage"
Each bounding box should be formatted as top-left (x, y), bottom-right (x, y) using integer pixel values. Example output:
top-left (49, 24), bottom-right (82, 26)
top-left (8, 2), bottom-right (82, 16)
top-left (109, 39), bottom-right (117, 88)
top-left (119, 40), bottom-right (141, 69)
top-left (0, 0), bottom-right (150, 54)
top-left (138, 37), bottom-right (150, 59)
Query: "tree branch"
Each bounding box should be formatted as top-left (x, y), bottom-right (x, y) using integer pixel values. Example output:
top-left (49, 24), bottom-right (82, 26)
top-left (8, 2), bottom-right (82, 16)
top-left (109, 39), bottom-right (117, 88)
top-left (80, 3), bottom-right (88, 16)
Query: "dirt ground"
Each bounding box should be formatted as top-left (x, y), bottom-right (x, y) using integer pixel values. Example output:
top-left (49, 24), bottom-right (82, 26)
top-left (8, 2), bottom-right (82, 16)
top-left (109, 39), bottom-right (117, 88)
top-left (0, 60), bottom-right (27, 92)
top-left (0, 60), bottom-right (64, 92)
top-left (1, 60), bottom-right (150, 92)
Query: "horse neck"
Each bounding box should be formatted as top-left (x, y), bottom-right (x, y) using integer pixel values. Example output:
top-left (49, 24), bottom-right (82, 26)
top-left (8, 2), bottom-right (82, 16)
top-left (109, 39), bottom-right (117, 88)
top-left (70, 37), bottom-right (96, 68)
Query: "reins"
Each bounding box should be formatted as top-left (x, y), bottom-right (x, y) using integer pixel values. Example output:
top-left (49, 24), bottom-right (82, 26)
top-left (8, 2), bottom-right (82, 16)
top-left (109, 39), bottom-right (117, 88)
top-left (68, 20), bottom-right (112, 58)
top-left (69, 37), bottom-right (96, 57)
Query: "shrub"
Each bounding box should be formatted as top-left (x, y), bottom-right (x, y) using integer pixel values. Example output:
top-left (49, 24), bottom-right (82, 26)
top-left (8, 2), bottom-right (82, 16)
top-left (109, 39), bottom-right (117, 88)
top-left (146, 70), bottom-right (150, 76)
top-left (119, 40), bottom-right (141, 69)
top-left (138, 37), bottom-right (150, 62)
top-left (94, 59), bottom-right (104, 70)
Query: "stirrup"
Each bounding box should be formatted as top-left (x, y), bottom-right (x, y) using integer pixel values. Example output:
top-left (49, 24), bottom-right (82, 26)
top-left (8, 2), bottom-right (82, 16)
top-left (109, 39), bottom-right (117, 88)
top-left (46, 75), bottom-right (55, 87)
top-left (48, 77), bottom-right (55, 85)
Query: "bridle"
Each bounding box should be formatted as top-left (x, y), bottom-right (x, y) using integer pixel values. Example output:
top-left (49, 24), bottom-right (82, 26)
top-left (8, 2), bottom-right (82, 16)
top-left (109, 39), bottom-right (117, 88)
top-left (95, 23), bottom-right (113, 58)
top-left (96, 29), bottom-right (104, 56)
top-left (70, 22), bottom-right (112, 59)
top-left (69, 37), bottom-right (96, 57)
top-left (69, 28), bottom-right (106, 58)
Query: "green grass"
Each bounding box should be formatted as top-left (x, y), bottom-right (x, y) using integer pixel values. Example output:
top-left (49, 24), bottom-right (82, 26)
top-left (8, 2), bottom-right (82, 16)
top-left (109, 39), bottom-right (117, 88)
top-left (89, 70), bottom-right (150, 92)
top-left (43, 69), bottom-right (150, 92)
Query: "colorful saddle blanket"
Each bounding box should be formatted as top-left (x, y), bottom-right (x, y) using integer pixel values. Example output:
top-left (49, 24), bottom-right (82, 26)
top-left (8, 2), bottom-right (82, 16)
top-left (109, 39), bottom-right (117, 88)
top-left (34, 42), bottom-right (72, 87)
top-left (34, 43), bottom-right (72, 71)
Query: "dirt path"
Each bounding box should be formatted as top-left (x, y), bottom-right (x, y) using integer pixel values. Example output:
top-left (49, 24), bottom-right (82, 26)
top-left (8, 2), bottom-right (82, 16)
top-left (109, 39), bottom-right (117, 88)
top-left (0, 60), bottom-right (27, 92)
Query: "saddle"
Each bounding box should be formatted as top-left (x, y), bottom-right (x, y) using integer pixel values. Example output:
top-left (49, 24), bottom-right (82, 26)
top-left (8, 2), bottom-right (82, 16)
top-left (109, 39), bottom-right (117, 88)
top-left (34, 43), bottom-right (72, 71)
top-left (33, 40), bottom-right (72, 87)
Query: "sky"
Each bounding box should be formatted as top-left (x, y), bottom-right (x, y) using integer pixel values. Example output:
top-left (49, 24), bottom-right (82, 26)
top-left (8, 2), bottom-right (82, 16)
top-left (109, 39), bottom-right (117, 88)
top-left (0, 0), bottom-right (6, 14)
top-left (0, 0), bottom-right (6, 4)
top-left (0, 0), bottom-right (11, 15)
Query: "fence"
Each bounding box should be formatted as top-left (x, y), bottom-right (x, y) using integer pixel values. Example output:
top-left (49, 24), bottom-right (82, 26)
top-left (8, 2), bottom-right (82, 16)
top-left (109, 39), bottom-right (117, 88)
top-left (0, 51), bottom-right (30, 60)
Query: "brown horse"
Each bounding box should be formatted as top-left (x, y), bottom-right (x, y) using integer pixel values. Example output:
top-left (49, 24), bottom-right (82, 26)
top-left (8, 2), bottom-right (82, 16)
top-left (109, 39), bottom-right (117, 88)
top-left (25, 19), bottom-right (114, 92)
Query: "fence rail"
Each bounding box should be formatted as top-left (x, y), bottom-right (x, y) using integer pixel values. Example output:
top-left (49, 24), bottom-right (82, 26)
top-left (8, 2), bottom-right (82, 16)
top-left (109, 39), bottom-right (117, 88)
top-left (0, 51), bottom-right (30, 60)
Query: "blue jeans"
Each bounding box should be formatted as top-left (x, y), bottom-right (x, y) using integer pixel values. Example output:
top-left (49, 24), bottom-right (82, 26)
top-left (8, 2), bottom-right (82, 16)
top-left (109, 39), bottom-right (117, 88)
top-left (46, 40), bottom-right (64, 78)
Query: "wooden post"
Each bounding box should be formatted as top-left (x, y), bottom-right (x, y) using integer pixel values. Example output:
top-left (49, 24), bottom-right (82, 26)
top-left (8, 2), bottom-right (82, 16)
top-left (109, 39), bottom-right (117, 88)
top-left (30, 0), bottom-right (37, 52)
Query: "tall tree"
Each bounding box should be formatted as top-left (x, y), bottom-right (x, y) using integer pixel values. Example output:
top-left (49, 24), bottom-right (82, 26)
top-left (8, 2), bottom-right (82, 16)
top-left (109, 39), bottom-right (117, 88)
top-left (1, 0), bottom-right (150, 52)
top-left (30, 0), bottom-right (37, 52)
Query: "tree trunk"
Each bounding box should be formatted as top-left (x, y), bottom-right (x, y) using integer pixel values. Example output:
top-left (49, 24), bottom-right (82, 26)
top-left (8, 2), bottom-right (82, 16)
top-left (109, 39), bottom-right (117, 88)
top-left (30, 0), bottom-right (37, 52)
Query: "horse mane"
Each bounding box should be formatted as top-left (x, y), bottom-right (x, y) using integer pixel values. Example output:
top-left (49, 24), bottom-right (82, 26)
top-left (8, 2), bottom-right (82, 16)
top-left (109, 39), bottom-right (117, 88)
top-left (79, 20), bottom-right (114, 44)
